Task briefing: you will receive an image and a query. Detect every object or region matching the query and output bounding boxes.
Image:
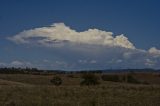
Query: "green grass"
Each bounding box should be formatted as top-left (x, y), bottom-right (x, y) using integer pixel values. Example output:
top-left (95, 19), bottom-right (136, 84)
top-left (0, 73), bottom-right (160, 106)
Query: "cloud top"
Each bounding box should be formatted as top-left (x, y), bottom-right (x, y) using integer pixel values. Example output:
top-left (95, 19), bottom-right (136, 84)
top-left (8, 23), bottom-right (135, 49)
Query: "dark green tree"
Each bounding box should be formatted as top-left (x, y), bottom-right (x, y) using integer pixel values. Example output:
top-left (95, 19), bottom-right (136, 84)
top-left (50, 76), bottom-right (62, 86)
top-left (80, 73), bottom-right (100, 85)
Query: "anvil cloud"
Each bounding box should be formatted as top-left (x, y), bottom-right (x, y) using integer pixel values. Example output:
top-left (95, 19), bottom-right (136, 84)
top-left (7, 23), bottom-right (160, 69)
top-left (8, 23), bottom-right (135, 49)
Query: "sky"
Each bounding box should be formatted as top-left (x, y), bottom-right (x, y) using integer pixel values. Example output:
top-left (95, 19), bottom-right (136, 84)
top-left (0, 0), bottom-right (160, 70)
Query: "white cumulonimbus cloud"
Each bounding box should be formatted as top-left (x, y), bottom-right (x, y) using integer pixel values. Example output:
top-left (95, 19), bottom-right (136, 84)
top-left (7, 23), bottom-right (160, 69)
top-left (8, 23), bottom-right (135, 49)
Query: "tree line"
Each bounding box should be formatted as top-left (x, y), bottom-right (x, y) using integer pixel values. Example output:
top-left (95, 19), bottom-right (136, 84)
top-left (0, 67), bottom-right (159, 74)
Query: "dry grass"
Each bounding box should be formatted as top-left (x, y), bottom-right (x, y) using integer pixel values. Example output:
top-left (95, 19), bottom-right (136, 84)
top-left (0, 73), bottom-right (159, 106)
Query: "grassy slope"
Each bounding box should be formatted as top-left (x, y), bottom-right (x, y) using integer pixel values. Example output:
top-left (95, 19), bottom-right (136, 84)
top-left (0, 73), bottom-right (159, 106)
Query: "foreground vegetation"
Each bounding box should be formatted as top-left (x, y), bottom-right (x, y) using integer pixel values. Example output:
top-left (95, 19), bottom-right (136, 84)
top-left (0, 69), bottom-right (160, 106)
top-left (0, 83), bottom-right (160, 106)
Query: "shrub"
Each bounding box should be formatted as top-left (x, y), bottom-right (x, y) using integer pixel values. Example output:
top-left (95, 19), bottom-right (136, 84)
top-left (80, 73), bottom-right (99, 85)
top-left (125, 74), bottom-right (140, 84)
top-left (101, 74), bottom-right (120, 82)
top-left (50, 76), bottom-right (62, 86)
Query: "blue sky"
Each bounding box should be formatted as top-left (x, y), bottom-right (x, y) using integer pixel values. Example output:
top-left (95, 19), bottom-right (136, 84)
top-left (0, 0), bottom-right (160, 70)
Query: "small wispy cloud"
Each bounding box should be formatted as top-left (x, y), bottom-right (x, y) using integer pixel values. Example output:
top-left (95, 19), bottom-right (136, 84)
top-left (0, 60), bottom-right (32, 68)
top-left (148, 47), bottom-right (160, 57)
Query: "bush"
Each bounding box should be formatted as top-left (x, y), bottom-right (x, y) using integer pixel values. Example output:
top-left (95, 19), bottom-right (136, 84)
top-left (127, 75), bottom-right (140, 84)
top-left (50, 76), bottom-right (62, 86)
top-left (101, 74), bottom-right (120, 82)
top-left (80, 73), bottom-right (99, 85)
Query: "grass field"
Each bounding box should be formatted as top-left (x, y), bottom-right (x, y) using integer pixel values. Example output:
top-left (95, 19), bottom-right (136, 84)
top-left (0, 73), bottom-right (160, 106)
